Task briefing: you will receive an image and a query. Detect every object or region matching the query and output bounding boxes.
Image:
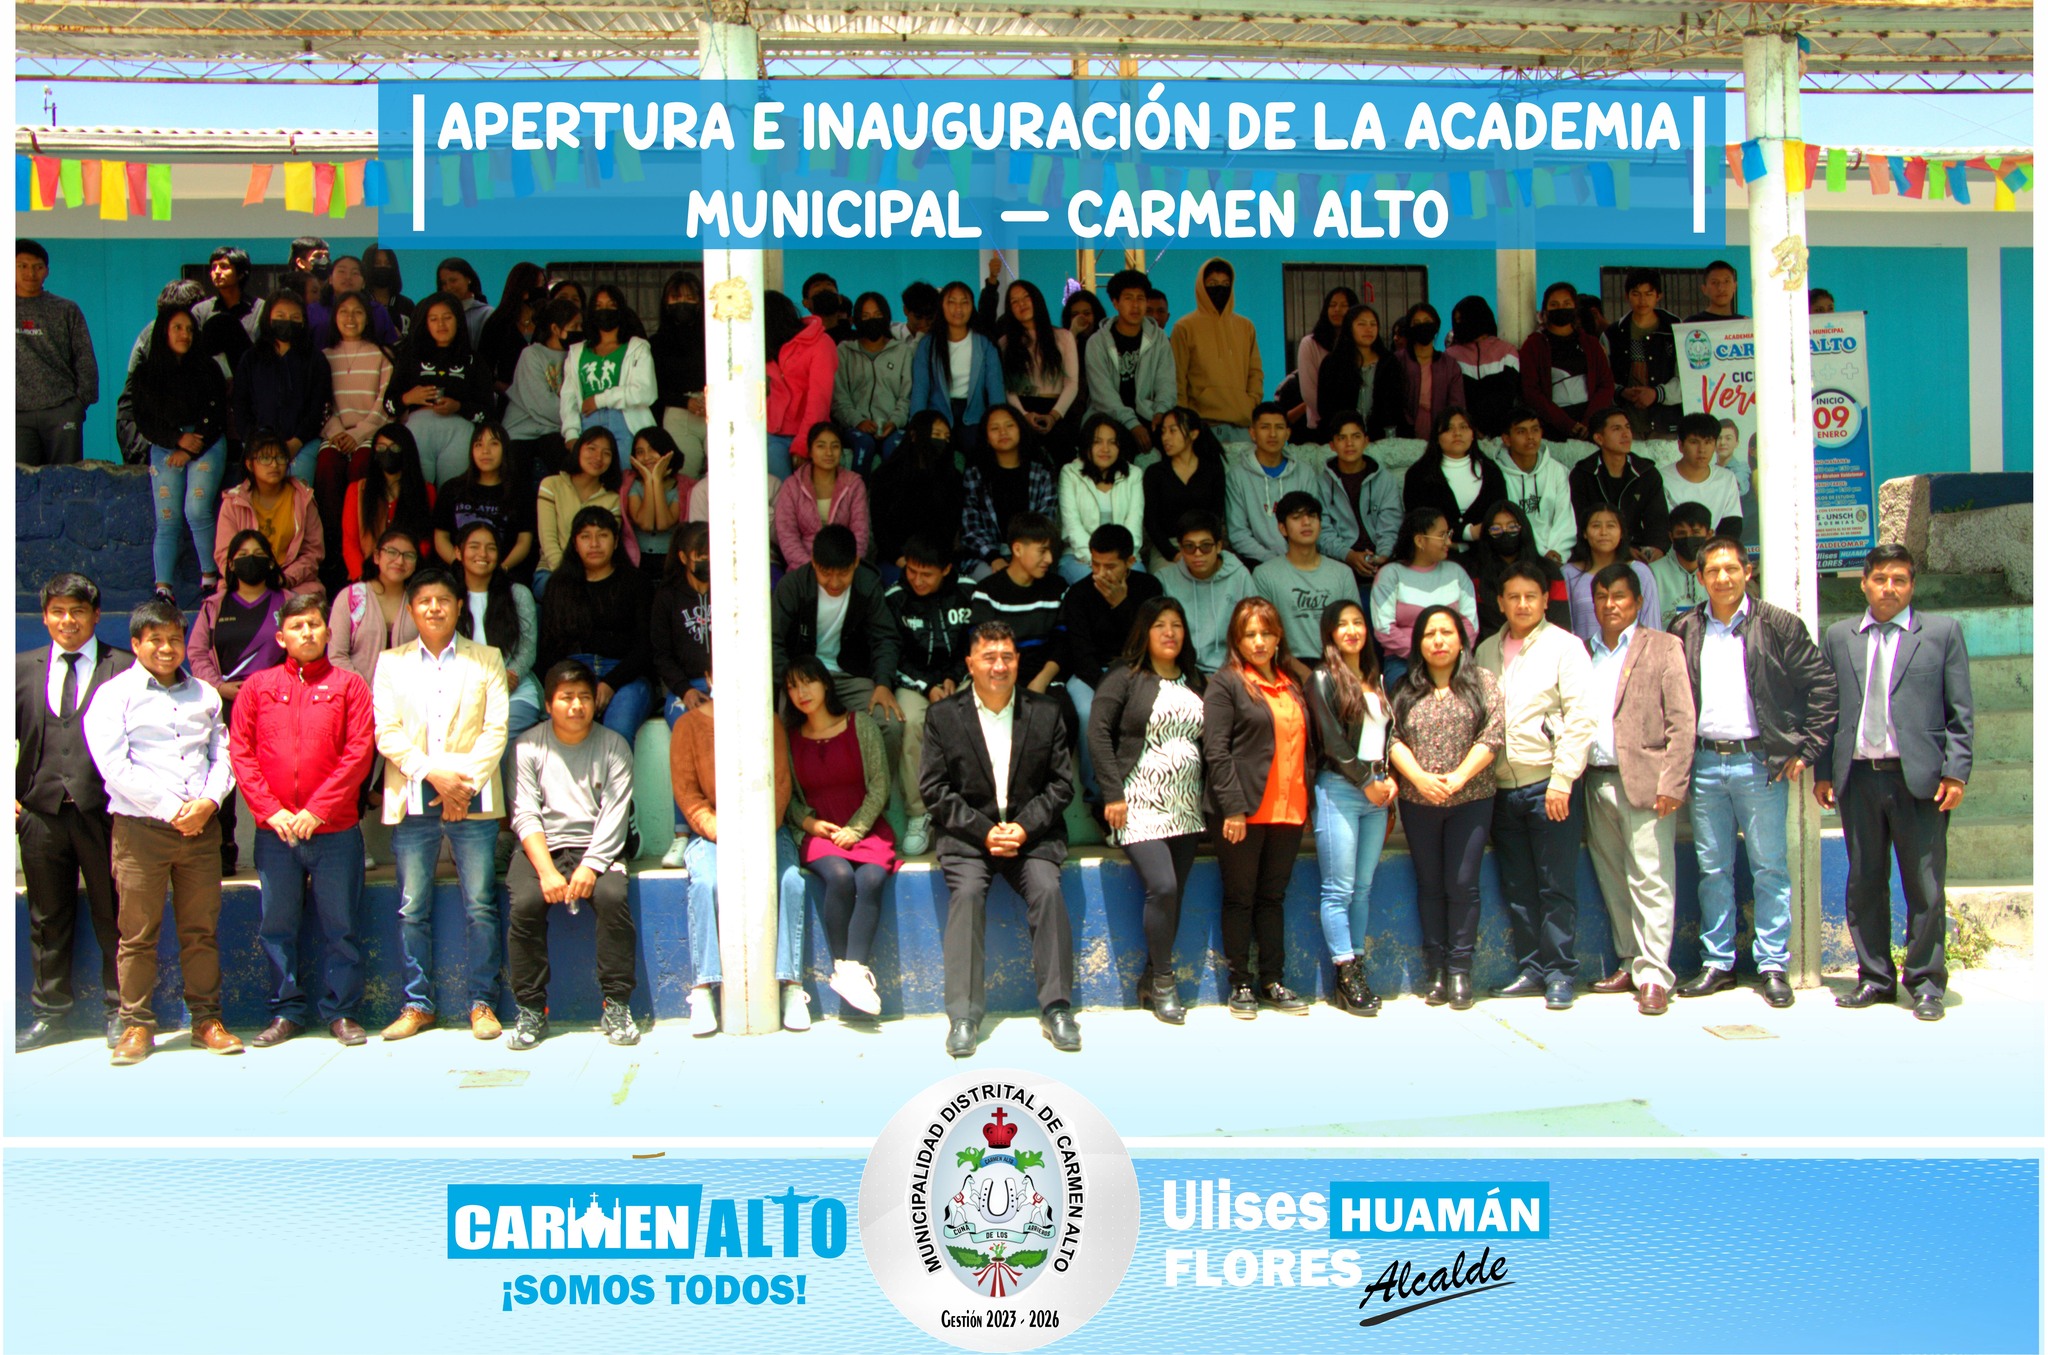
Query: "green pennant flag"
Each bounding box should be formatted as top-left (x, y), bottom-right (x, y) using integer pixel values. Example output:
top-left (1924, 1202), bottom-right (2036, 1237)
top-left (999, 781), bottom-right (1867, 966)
top-left (471, 153), bottom-right (493, 203)
top-left (330, 163), bottom-right (350, 217)
top-left (440, 155), bottom-right (462, 207)
top-left (1276, 171), bottom-right (1299, 202)
top-left (1611, 160), bottom-right (1631, 211)
top-left (1029, 154), bottom-right (1053, 202)
top-left (1469, 170), bottom-right (1488, 220)
top-left (531, 148), bottom-right (553, 193)
top-left (949, 148), bottom-right (972, 194)
top-left (1926, 159), bottom-right (1948, 200)
top-left (1188, 167), bottom-right (1211, 198)
top-left (387, 157), bottom-right (411, 212)
top-left (1825, 147), bottom-right (1847, 191)
top-left (147, 162), bottom-right (173, 220)
top-left (1531, 167), bottom-right (1556, 208)
top-left (849, 145), bottom-right (871, 184)
top-left (1116, 161), bottom-right (1140, 199)
top-left (58, 159), bottom-right (83, 207)
top-left (554, 144), bottom-right (578, 188)
top-left (616, 139), bottom-right (643, 183)
top-left (897, 148), bottom-right (919, 184)
top-left (1985, 155), bottom-right (2002, 170)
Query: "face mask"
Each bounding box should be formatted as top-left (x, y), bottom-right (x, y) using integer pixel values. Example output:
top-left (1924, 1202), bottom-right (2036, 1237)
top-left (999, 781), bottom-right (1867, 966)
top-left (271, 319), bottom-right (306, 345)
top-left (1673, 536), bottom-right (1705, 562)
top-left (1408, 320), bottom-right (1440, 346)
top-left (1492, 531), bottom-right (1523, 556)
top-left (1546, 308), bottom-right (1576, 327)
top-left (857, 316), bottom-right (890, 342)
top-left (564, 328), bottom-right (585, 347)
top-left (232, 556), bottom-right (273, 585)
top-left (375, 446), bottom-right (407, 474)
top-left (1204, 284), bottom-right (1231, 311)
top-left (590, 307), bottom-right (622, 332)
top-left (309, 259), bottom-right (333, 281)
top-left (368, 266), bottom-right (401, 293)
top-left (663, 302), bottom-right (695, 325)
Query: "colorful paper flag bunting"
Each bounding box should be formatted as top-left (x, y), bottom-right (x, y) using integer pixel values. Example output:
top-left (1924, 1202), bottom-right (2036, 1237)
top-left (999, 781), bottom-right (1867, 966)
top-left (81, 161), bottom-right (102, 207)
top-left (1925, 159), bottom-right (1947, 201)
top-left (125, 162), bottom-right (149, 218)
top-left (312, 162), bottom-right (336, 215)
top-left (1782, 141), bottom-right (1807, 193)
top-left (57, 159), bottom-right (84, 208)
top-left (1724, 144), bottom-right (1745, 187)
top-left (1949, 162), bottom-right (1970, 205)
top-left (147, 163), bottom-right (173, 220)
top-left (1867, 154), bottom-right (1890, 195)
top-left (362, 160), bottom-right (389, 206)
top-left (283, 162), bottom-right (314, 212)
top-left (244, 163), bottom-right (274, 205)
top-left (1904, 157), bottom-right (1927, 199)
top-left (1803, 141), bottom-right (1822, 186)
top-left (33, 156), bottom-right (59, 210)
top-left (1825, 147), bottom-right (1847, 192)
top-left (1740, 140), bottom-right (1768, 184)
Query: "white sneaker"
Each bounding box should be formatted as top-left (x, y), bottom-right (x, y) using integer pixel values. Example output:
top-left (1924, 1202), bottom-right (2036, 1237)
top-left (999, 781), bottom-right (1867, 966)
top-left (900, 814), bottom-right (932, 857)
top-left (830, 960), bottom-right (883, 1016)
top-left (781, 984), bottom-right (812, 1032)
top-left (363, 852), bottom-right (379, 871)
top-left (660, 833), bottom-right (691, 870)
top-left (688, 987), bottom-right (718, 1037)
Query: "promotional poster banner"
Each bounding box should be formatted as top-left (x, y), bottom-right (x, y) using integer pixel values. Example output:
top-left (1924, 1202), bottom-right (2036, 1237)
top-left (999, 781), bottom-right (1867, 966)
top-left (1678, 312), bottom-right (1878, 565)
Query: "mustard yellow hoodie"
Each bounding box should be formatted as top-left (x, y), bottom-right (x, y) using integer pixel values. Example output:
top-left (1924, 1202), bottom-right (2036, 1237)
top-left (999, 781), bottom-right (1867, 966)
top-left (1168, 256), bottom-right (1264, 429)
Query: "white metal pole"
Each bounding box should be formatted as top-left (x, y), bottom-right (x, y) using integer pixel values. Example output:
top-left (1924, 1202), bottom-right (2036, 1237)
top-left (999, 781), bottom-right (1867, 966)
top-left (1743, 28), bottom-right (1823, 988)
top-left (699, 16), bottom-right (780, 1034)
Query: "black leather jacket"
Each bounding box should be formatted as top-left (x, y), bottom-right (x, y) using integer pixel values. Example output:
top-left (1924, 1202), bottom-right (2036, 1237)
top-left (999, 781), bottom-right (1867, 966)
top-left (1668, 596), bottom-right (1838, 775)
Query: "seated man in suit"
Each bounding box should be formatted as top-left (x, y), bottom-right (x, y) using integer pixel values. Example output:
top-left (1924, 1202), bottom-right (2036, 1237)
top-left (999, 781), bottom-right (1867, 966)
top-left (918, 621), bottom-right (1079, 1057)
top-left (1816, 544), bottom-right (1974, 1022)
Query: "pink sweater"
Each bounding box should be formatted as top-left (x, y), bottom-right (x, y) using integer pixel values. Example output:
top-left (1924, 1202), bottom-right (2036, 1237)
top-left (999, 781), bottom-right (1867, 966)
top-left (213, 479), bottom-right (325, 595)
top-left (322, 339), bottom-right (393, 445)
top-left (767, 318), bottom-right (838, 441)
top-left (772, 467), bottom-right (871, 568)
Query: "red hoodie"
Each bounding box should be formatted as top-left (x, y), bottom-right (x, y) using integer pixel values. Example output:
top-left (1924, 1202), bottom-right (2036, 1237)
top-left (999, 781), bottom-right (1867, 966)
top-left (767, 315), bottom-right (839, 441)
top-left (227, 654), bottom-right (377, 834)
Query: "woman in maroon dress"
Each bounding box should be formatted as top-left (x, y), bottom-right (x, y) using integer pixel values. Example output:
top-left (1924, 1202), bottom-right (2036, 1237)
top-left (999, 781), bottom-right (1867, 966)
top-left (784, 657), bottom-right (898, 1020)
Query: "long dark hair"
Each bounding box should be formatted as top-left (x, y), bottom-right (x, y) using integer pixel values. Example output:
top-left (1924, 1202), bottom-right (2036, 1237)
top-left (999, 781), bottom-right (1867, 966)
top-left (1567, 503), bottom-right (1634, 569)
top-left (1390, 506), bottom-right (1448, 567)
top-left (1221, 596), bottom-right (1310, 688)
top-left (568, 427), bottom-right (624, 491)
top-left (897, 408), bottom-right (953, 470)
top-left (1310, 286), bottom-right (1361, 352)
top-left (476, 262), bottom-right (546, 356)
top-left (452, 520), bottom-right (526, 657)
top-left (928, 280), bottom-right (979, 393)
top-left (1328, 302), bottom-right (1389, 371)
top-left (780, 655), bottom-right (848, 729)
top-left (1116, 595), bottom-right (1205, 689)
top-left (396, 290), bottom-right (476, 367)
top-left (1074, 413), bottom-right (1134, 485)
top-left (436, 257), bottom-right (487, 303)
top-left (586, 283), bottom-right (648, 342)
top-left (359, 424), bottom-right (432, 561)
top-left (133, 304), bottom-right (206, 402)
top-left (997, 279), bottom-right (1063, 391)
top-left (458, 420), bottom-right (518, 492)
top-left (537, 506), bottom-right (628, 661)
top-left (1318, 598), bottom-right (1382, 727)
top-left (251, 289), bottom-right (313, 363)
top-left (1389, 603), bottom-right (1486, 734)
top-left (1473, 498), bottom-right (1545, 588)
top-left (318, 289), bottom-right (392, 358)
top-left (1448, 295), bottom-right (1501, 349)
top-left (764, 289), bottom-right (805, 363)
top-left (1402, 301), bottom-right (1445, 355)
top-left (221, 528), bottom-right (286, 594)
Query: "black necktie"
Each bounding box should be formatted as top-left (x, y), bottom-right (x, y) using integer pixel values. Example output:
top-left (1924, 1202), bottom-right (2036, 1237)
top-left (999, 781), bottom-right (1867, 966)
top-left (58, 651), bottom-right (81, 720)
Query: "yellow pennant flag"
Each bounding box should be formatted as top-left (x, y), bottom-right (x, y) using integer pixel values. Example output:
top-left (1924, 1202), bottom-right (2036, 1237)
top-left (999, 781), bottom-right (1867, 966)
top-left (1782, 140), bottom-right (1808, 193)
top-left (99, 161), bottom-right (128, 220)
top-left (283, 161), bottom-right (315, 213)
top-left (1994, 179), bottom-right (2016, 211)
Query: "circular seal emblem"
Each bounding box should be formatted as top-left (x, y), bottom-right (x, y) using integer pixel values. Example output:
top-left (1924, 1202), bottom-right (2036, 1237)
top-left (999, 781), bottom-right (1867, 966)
top-left (860, 1069), bottom-right (1138, 1351)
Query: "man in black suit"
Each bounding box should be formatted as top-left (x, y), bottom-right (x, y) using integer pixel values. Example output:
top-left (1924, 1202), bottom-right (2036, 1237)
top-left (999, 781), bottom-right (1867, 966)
top-left (918, 621), bottom-right (1079, 1057)
top-left (1815, 545), bottom-right (1974, 1022)
top-left (15, 572), bottom-right (134, 1050)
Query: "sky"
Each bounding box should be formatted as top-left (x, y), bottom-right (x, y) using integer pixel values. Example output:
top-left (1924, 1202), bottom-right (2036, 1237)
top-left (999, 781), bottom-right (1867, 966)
top-left (13, 78), bottom-right (2035, 152)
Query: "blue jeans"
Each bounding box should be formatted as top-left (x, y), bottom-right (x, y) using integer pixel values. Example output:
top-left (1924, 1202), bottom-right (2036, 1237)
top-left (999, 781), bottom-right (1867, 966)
top-left (391, 813), bottom-right (504, 1014)
top-left (1312, 770), bottom-right (1391, 961)
top-left (288, 440), bottom-right (320, 485)
top-left (1690, 749), bottom-right (1792, 972)
top-left (571, 653), bottom-right (653, 743)
top-left (254, 824), bottom-right (368, 1024)
top-left (845, 428), bottom-right (903, 475)
top-left (1066, 677), bottom-right (1099, 802)
top-left (148, 441), bottom-right (227, 585)
top-left (1058, 555), bottom-right (1094, 586)
top-left (681, 829), bottom-right (807, 984)
top-left (507, 672), bottom-right (546, 738)
top-left (767, 433), bottom-right (795, 479)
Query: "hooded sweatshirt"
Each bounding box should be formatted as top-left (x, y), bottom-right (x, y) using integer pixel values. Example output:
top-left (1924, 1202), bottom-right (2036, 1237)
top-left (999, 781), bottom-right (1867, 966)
top-left (832, 336), bottom-right (914, 434)
top-left (1315, 454), bottom-right (1404, 562)
top-left (1222, 441), bottom-right (1329, 568)
top-left (1168, 258), bottom-right (1263, 429)
top-left (1157, 549), bottom-right (1260, 673)
top-left (1487, 442), bottom-right (1577, 560)
top-left (767, 316), bottom-right (838, 440)
top-left (1083, 316), bottom-right (1177, 430)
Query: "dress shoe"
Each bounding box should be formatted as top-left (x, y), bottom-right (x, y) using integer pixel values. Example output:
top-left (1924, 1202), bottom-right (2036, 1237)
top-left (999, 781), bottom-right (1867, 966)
top-left (105, 1009), bottom-right (125, 1048)
top-left (329, 1018), bottom-right (369, 1046)
top-left (251, 1017), bottom-right (302, 1048)
top-left (1677, 966), bottom-right (1736, 998)
top-left (1636, 983), bottom-right (1671, 1016)
top-left (1835, 981), bottom-right (1898, 1009)
top-left (1490, 973), bottom-right (1548, 999)
top-left (1423, 969), bottom-right (1449, 1007)
top-left (381, 1006), bottom-right (437, 1041)
top-left (470, 1003), bottom-right (503, 1040)
top-left (190, 1018), bottom-right (244, 1054)
top-left (1913, 994), bottom-right (1945, 1022)
top-left (16, 1016), bottom-right (63, 1052)
top-left (1544, 979), bottom-right (1576, 1010)
top-left (1589, 967), bottom-right (1635, 995)
top-left (1259, 983), bottom-right (1310, 1015)
top-left (945, 1017), bottom-right (978, 1058)
top-left (1040, 1004), bottom-right (1082, 1052)
top-left (1146, 974), bottom-right (1186, 1025)
top-left (1447, 973), bottom-right (1474, 1010)
top-left (110, 1023), bottom-right (153, 1066)
top-left (1758, 972), bottom-right (1794, 1008)
top-left (1228, 984), bottom-right (1259, 1020)
top-left (1332, 960), bottom-right (1380, 1016)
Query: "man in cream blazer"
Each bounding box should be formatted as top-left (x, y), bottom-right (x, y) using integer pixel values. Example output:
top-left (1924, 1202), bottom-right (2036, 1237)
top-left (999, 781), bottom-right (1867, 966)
top-left (373, 566), bottom-right (511, 1042)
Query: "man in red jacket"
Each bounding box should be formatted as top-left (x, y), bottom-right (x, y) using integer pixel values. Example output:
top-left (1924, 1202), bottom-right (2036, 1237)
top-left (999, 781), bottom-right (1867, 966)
top-left (228, 592), bottom-right (378, 1047)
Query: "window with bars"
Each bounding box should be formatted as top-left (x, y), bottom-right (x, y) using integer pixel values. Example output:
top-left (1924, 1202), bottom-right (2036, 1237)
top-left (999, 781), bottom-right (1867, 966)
top-left (544, 261), bottom-right (698, 329)
top-left (1598, 266), bottom-right (1712, 326)
top-left (1279, 264), bottom-right (1429, 371)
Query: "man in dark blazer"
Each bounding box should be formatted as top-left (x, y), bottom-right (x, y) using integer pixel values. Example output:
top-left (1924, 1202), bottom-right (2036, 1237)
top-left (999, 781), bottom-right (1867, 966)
top-left (918, 620), bottom-right (1079, 1058)
top-left (1815, 545), bottom-right (1973, 1022)
top-left (15, 572), bottom-right (133, 1050)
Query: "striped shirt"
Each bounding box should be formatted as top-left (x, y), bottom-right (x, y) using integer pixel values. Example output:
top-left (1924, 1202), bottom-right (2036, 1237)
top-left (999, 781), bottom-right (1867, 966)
top-left (968, 570), bottom-right (1067, 685)
top-left (1368, 561), bottom-right (1479, 659)
top-left (323, 339), bottom-right (393, 445)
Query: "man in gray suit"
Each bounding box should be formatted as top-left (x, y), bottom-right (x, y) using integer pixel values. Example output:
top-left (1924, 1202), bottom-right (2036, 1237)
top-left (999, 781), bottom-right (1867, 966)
top-left (1815, 544), bottom-right (1973, 1022)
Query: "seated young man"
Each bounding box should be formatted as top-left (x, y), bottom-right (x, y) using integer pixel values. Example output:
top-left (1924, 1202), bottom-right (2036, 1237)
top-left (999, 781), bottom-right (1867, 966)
top-left (883, 534), bottom-right (977, 856)
top-left (1649, 500), bottom-right (1714, 618)
top-left (1251, 491), bottom-right (1358, 660)
top-left (1157, 508), bottom-right (1258, 672)
top-left (504, 660), bottom-right (641, 1051)
top-left (1056, 523), bottom-right (1163, 807)
top-left (770, 521), bottom-right (904, 778)
top-left (967, 511), bottom-right (1067, 693)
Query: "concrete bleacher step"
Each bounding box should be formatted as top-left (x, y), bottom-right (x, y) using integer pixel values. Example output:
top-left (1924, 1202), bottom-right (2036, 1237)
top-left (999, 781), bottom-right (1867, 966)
top-left (1817, 572), bottom-right (2018, 612)
top-left (1943, 816), bottom-right (2035, 884)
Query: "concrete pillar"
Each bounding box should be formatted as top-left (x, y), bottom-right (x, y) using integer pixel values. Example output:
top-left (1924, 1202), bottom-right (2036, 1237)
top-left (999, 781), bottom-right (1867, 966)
top-left (1495, 249), bottom-right (1538, 350)
top-left (1966, 245), bottom-right (2005, 471)
top-left (1744, 28), bottom-right (1824, 989)
top-left (699, 16), bottom-right (780, 1034)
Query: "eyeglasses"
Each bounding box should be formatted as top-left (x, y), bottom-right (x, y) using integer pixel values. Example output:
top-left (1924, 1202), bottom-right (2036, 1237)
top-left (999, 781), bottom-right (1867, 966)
top-left (1484, 524), bottom-right (1518, 536)
top-left (380, 547), bottom-right (420, 562)
top-left (251, 452), bottom-right (290, 466)
top-left (1420, 532), bottom-right (1453, 544)
top-left (1180, 539), bottom-right (1218, 555)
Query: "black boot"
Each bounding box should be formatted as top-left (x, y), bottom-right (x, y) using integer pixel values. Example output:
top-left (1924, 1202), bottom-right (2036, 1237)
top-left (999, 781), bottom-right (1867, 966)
top-left (1448, 972), bottom-right (1475, 1010)
top-left (1345, 961), bottom-right (1381, 1016)
top-left (1424, 968), bottom-right (1449, 1007)
top-left (1148, 974), bottom-right (1185, 1025)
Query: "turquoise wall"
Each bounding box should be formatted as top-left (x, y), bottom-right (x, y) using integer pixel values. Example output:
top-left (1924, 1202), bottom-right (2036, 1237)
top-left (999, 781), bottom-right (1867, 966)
top-left (2001, 247), bottom-right (2033, 472)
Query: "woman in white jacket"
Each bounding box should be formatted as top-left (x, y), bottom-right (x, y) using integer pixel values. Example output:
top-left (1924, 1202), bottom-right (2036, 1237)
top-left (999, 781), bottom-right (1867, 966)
top-left (1058, 414), bottom-right (1147, 584)
top-left (559, 284), bottom-right (658, 448)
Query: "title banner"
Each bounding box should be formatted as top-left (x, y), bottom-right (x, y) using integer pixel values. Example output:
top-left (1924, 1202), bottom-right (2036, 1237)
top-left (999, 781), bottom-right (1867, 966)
top-left (375, 78), bottom-right (1725, 250)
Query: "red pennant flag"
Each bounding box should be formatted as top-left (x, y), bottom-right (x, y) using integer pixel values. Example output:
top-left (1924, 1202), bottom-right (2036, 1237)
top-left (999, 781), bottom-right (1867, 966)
top-left (1904, 157), bottom-right (1927, 198)
top-left (1803, 143), bottom-right (1822, 184)
top-left (33, 155), bottom-right (60, 206)
top-left (1724, 143), bottom-right (1745, 187)
top-left (243, 164), bottom-right (274, 205)
top-left (125, 162), bottom-right (150, 217)
top-left (312, 162), bottom-right (335, 215)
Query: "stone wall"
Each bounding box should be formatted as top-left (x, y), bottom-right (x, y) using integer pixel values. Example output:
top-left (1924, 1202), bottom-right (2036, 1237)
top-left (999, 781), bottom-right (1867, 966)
top-left (1879, 472), bottom-right (2034, 601)
top-left (16, 462), bottom-right (201, 612)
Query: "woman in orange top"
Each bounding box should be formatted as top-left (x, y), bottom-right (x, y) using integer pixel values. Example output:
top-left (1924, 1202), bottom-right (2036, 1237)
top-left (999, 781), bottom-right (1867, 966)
top-left (1202, 596), bottom-right (1321, 1019)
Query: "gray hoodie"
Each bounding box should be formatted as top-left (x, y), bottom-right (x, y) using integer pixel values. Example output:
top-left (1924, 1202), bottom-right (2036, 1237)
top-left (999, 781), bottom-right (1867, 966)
top-left (1315, 455), bottom-right (1404, 562)
top-left (1158, 549), bottom-right (1260, 672)
top-left (1222, 442), bottom-right (1330, 567)
top-left (1083, 317), bottom-right (1177, 430)
top-left (832, 336), bottom-right (914, 433)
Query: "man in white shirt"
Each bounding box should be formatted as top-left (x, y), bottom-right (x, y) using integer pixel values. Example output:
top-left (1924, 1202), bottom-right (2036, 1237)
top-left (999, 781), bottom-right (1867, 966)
top-left (83, 597), bottom-right (244, 1064)
top-left (1660, 413), bottom-right (1744, 538)
top-left (1489, 407), bottom-right (1577, 561)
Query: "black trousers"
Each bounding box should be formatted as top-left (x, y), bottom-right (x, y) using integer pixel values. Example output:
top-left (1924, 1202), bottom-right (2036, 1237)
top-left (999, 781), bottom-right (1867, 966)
top-left (1491, 782), bottom-right (1584, 982)
top-left (938, 851), bottom-right (1073, 1023)
top-left (505, 848), bottom-right (636, 1008)
top-left (811, 855), bottom-right (886, 965)
top-left (1215, 821), bottom-right (1303, 990)
top-left (1122, 835), bottom-right (1199, 976)
top-left (18, 803), bottom-right (121, 1016)
top-left (1841, 765), bottom-right (1949, 1000)
top-left (1405, 797), bottom-right (1493, 975)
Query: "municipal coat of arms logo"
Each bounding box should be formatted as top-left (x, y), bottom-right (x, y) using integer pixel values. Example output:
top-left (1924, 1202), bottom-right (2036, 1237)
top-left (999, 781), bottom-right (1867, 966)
top-left (939, 1106), bottom-right (1060, 1297)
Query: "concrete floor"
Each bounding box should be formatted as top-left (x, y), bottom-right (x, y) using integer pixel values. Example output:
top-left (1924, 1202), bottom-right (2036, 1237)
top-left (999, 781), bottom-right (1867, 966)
top-left (9, 953), bottom-right (2039, 1142)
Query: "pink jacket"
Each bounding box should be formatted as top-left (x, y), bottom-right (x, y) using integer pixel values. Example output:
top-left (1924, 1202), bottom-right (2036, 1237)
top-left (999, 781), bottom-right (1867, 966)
top-left (213, 479), bottom-right (325, 595)
top-left (772, 467), bottom-right (871, 568)
top-left (767, 317), bottom-right (838, 441)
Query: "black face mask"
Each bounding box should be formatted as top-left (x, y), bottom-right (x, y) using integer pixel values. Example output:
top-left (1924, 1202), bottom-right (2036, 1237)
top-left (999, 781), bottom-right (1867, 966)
top-left (565, 328), bottom-right (585, 347)
top-left (308, 259), bottom-right (333, 281)
top-left (232, 556), bottom-right (273, 586)
top-left (1546, 308), bottom-right (1577, 327)
top-left (1204, 283), bottom-right (1232, 311)
top-left (663, 302), bottom-right (695, 325)
top-left (375, 447), bottom-right (407, 474)
top-left (271, 320), bottom-right (306, 345)
top-left (1673, 536), bottom-right (1706, 562)
top-left (1491, 531), bottom-right (1524, 556)
top-left (857, 316), bottom-right (890, 342)
top-left (590, 307), bottom-right (622, 332)
top-left (1408, 320), bottom-right (1440, 346)
top-left (367, 266), bottom-right (401, 293)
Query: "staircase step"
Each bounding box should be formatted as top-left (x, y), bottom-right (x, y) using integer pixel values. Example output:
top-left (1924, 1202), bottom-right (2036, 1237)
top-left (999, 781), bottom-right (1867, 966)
top-left (1973, 707), bottom-right (2033, 764)
top-left (1945, 816), bottom-right (2035, 883)
top-left (1818, 572), bottom-right (2019, 612)
top-left (1966, 655), bottom-right (2034, 711)
top-left (1823, 760), bottom-right (2032, 822)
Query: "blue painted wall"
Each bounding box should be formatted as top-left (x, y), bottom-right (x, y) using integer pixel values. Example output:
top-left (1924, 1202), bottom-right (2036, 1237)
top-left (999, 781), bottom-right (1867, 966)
top-left (2002, 247), bottom-right (2034, 472)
